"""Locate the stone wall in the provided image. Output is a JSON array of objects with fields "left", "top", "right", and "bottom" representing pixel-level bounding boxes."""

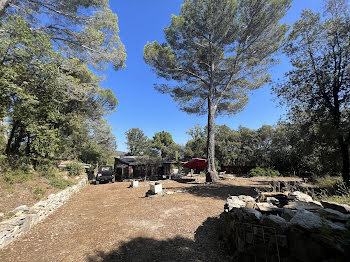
[
  {"left": 219, "top": 192, "right": 350, "bottom": 262},
  {"left": 0, "top": 176, "right": 88, "bottom": 249}
]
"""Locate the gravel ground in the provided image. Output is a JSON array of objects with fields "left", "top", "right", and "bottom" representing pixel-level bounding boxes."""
[{"left": 0, "top": 177, "right": 273, "bottom": 262}]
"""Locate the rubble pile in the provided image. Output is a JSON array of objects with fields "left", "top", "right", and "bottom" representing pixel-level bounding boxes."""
[{"left": 220, "top": 191, "right": 350, "bottom": 261}]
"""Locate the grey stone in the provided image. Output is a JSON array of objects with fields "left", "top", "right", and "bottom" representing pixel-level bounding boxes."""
[
  {"left": 320, "top": 201, "right": 350, "bottom": 214},
  {"left": 284, "top": 201, "right": 322, "bottom": 211},
  {"left": 289, "top": 209, "right": 322, "bottom": 229},
  {"left": 261, "top": 214, "right": 288, "bottom": 233},
  {"left": 281, "top": 208, "right": 297, "bottom": 221},
  {"left": 255, "top": 202, "right": 278, "bottom": 212},
  {"left": 290, "top": 191, "right": 313, "bottom": 202},
  {"left": 289, "top": 209, "right": 346, "bottom": 231},
  {"left": 317, "top": 208, "right": 350, "bottom": 222},
  {"left": 242, "top": 207, "right": 262, "bottom": 220}
]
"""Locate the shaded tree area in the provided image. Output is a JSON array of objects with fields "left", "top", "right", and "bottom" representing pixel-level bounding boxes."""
[
  {"left": 273, "top": 0, "right": 350, "bottom": 184},
  {"left": 0, "top": 1, "right": 126, "bottom": 169},
  {"left": 184, "top": 122, "right": 343, "bottom": 178}
]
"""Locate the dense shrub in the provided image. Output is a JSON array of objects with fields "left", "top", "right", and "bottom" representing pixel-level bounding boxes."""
[
  {"left": 248, "top": 167, "right": 280, "bottom": 177},
  {"left": 33, "top": 186, "right": 46, "bottom": 199},
  {"left": 66, "top": 162, "right": 85, "bottom": 176},
  {"left": 48, "top": 178, "right": 75, "bottom": 189},
  {"left": 1, "top": 169, "right": 32, "bottom": 184},
  {"left": 39, "top": 166, "right": 58, "bottom": 178}
]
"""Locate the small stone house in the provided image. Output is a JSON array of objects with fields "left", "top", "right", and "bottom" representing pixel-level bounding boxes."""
[{"left": 114, "top": 156, "right": 176, "bottom": 181}]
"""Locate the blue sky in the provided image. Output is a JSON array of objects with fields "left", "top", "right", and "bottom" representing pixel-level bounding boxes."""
[{"left": 102, "top": 0, "right": 323, "bottom": 152}]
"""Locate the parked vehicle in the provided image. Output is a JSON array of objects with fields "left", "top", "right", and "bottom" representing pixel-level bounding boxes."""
[{"left": 95, "top": 165, "right": 115, "bottom": 184}]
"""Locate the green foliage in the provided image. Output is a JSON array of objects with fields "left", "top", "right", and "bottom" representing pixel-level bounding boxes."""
[
  {"left": 151, "top": 131, "right": 176, "bottom": 160},
  {"left": 38, "top": 166, "right": 59, "bottom": 179},
  {"left": 2, "top": 0, "right": 126, "bottom": 70},
  {"left": 33, "top": 186, "right": 46, "bottom": 199},
  {"left": 248, "top": 167, "right": 280, "bottom": 177},
  {"left": 184, "top": 124, "right": 207, "bottom": 160},
  {"left": 66, "top": 162, "right": 84, "bottom": 177},
  {"left": 0, "top": 14, "right": 119, "bottom": 166},
  {"left": 314, "top": 176, "right": 343, "bottom": 190},
  {"left": 125, "top": 128, "right": 150, "bottom": 156},
  {"left": 273, "top": 6, "right": 350, "bottom": 184},
  {"left": 1, "top": 170, "right": 32, "bottom": 184},
  {"left": 48, "top": 178, "right": 75, "bottom": 190}
]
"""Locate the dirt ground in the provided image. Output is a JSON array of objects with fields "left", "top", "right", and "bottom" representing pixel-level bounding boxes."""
[{"left": 0, "top": 177, "right": 299, "bottom": 262}]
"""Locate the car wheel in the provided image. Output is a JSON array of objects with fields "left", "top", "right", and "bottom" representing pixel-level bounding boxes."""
[{"left": 95, "top": 180, "right": 99, "bottom": 185}]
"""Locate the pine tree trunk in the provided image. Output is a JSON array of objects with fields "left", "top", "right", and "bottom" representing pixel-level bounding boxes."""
[
  {"left": 338, "top": 137, "right": 350, "bottom": 186},
  {"left": 206, "top": 96, "right": 218, "bottom": 183}
]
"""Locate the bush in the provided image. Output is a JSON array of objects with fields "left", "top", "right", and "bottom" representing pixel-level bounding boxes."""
[
  {"left": 48, "top": 178, "right": 75, "bottom": 189},
  {"left": 36, "top": 159, "right": 57, "bottom": 172},
  {"left": 39, "top": 166, "right": 58, "bottom": 178},
  {"left": 33, "top": 186, "right": 46, "bottom": 199},
  {"left": 66, "top": 162, "right": 84, "bottom": 176},
  {"left": 2, "top": 169, "right": 32, "bottom": 184},
  {"left": 314, "top": 176, "right": 343, "bottom": 190},
  {"left": 248, "top": 167, "right": 280, "bottom": 177}
]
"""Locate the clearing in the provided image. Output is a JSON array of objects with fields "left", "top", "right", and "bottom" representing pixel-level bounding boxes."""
[{"left": 0, "top": 177, "right": 297, "bottom": 262}]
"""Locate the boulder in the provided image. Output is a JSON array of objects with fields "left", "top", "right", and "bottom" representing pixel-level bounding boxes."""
[
  {"left": 289, "top": 209, "right": 322, "bottom": 229},
  {"left": 11, "top": 205, "right": 29, "bottom": 215},
  {"left": 238, "top": 195, "right": 255, "bottom": 203},
  {"left": 261, "top": 215, "right": 288, "bottom": 233},
  {"left": 283, "top": 201, "right": 323, "bottom": 211},
  {"left": 320, "top": 201, "right": 350, "bottom": 214},
  {"left": 281, "top": 208, "right": 297, "bottom": 221},
  {"left": 242, "top": 207, "right": 262, "bottom": 220},
  {"left": 290, "top": 209, "right": 346, "bottom": 231},
  {"left": 317, "top": 208, "right": 350, "bottom": 222},
  {"left": 255, "top": 202, "right": 279, "bottom": 212},
  {"left": 224, "top": 196, "right": 246, "bottom": 212},
  {"left": 290, "top": 191, "right": 313, "bottom": 202}
]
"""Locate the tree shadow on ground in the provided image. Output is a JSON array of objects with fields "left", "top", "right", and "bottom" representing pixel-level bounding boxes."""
[
  {"left": 86, "top": 216, "right": 230, "bottom": 262},
  {"left": 166, "top": 182, "right": 268, "bottom": 200}
]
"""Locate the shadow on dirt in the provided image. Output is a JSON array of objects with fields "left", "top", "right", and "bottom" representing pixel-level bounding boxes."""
[
  {"left": 165, "top": 182, "right": 266, "bottom": 200},
  {"left": 86, "top": 216, "right": 230, "bottom": 262}
]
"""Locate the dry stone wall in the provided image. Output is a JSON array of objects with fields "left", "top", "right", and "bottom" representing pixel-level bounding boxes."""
[
  {"left": 219, "top": 192, "right": 350, "bottom": 262},
  {"left": 0, "top": 176, "right": 88, "bottom": 249}
]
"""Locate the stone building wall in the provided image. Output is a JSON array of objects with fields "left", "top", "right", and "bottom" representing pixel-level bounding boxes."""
[{"left": 0, "top": 176, "right": 88, "bottom": 249}]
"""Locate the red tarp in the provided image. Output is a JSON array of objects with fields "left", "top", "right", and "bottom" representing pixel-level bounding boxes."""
[{"left": 183, "top": 158, "right": 207, "bottom": 170}]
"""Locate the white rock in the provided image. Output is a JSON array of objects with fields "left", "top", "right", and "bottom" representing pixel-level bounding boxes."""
[
  {"left": 225, "top": 196, "right": 246, "bottom": 212},
  {"left": 291, "top": 191, "right": 313, "bottom": 202},
  {"left": 238, "top": 195, "right": 255, "bottom": 203}
]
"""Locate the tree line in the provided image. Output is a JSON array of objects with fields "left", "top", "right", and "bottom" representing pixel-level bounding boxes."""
[
  {"left": 126, "top": 117, "right": 344, "bottom": 179},
  {"left": 0, "top": 0, "right": 126, "bottom": 168}
]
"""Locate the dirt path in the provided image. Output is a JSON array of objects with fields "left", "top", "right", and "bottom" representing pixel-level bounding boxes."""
[{"left": 0, "top": 179, "right": 261, "bottom": 262}]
